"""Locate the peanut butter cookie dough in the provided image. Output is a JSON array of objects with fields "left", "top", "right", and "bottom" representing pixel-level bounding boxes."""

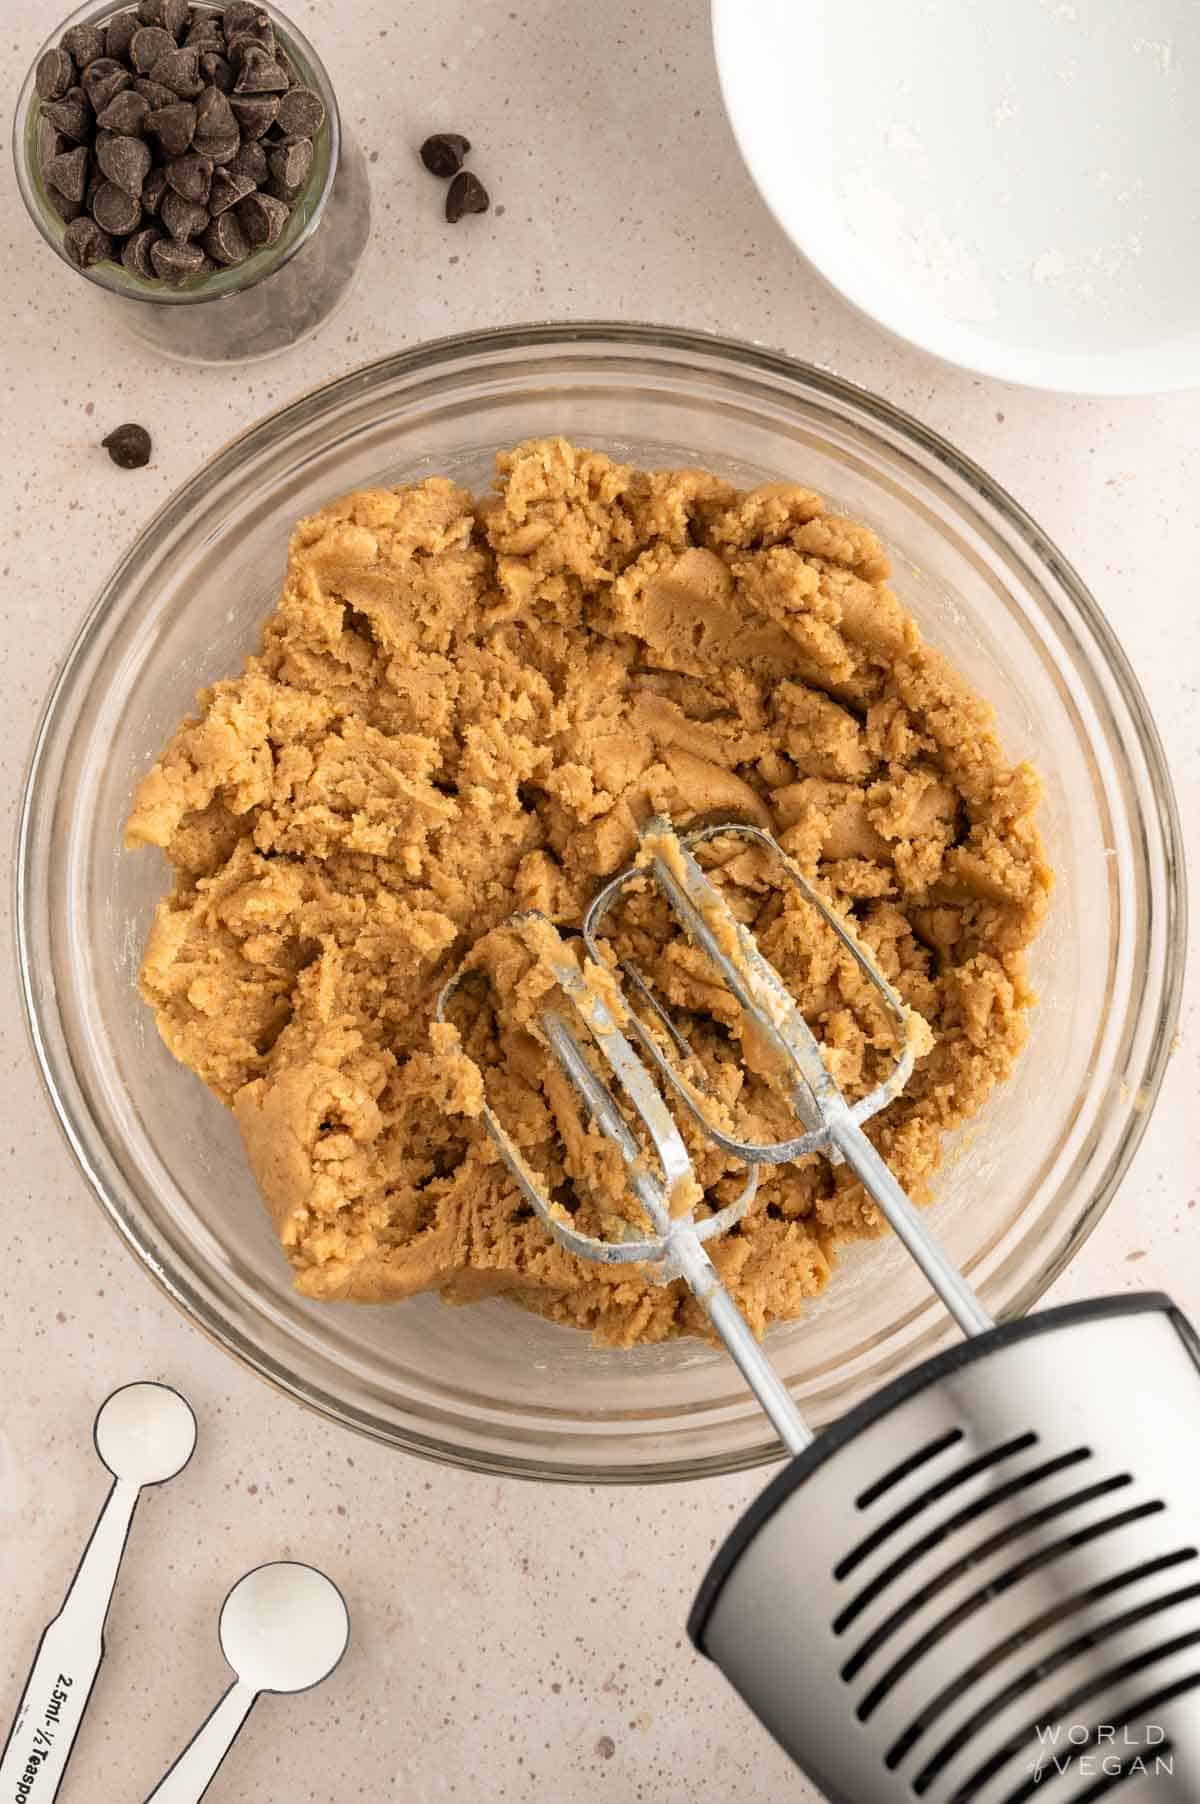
[{"left": 126, "top": 439, "right": 1050, "bottom": 1346}]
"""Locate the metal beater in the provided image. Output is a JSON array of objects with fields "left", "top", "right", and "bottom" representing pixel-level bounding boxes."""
[{"left": 439, "top": 821, "right": 1200, "bottom": 1802}]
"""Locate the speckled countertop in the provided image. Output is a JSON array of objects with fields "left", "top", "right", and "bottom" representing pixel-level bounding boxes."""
[{"left": 1, "top": 3, "right": 1197, "bottom": 1799}]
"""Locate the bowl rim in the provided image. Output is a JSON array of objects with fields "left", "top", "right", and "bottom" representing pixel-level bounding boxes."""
[{"left": 15, "top": 320, "right": 1188, "bottom": 1482}]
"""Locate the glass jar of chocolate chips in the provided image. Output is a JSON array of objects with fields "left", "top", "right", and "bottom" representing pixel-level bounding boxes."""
[{"left": 14, "top": 0, "right": 370, "bottom": 362}]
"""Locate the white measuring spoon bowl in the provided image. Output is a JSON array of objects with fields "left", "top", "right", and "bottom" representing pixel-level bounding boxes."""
[
  {"left": 0, "top": 1382, "right": 197, "bottom": 1803},
  {"left": 144, "top": 1562, "right": 349, "bottom": 1803}
]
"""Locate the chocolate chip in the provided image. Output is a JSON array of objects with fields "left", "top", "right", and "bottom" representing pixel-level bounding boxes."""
[
  {"left": 445, "top": 169, "right": 489, "bottom": 222},
  {"left": 234, "top": 46, "right": 288, "bottom": 93},
  {"left": 185, "top": 15, "right": 225, "bottom": 49},
  {"left": 146, "top": 100, "right": 197, "bottom": 156},
  {"left": 92, "top": 178, "right": 142, "bottom": 234},
  {"left": 202, "top": 207, "right": 249, "bottom": 264},
  {"left": 236, "top": 188, "right": 287, "bottom": 245},
  {"left": 102, "top": 422, "right": 152, "bottom": 467},
  {"left": 208, "top": 163, "right": 255, "bottom": 213},
  {"left": 38, "top": 121, "right": 70, "bottom": 172},
  {"left": 105, "top": 11, "right": 139, "bottom": 62},
  {"left": 82, "top": 58, "right": 132, "bottom": 111},
  {"left": 135, "top": 77, "right": 176, "bottom": 108},
  {"left": 165, "top": 151, "right": 213, "bottom": 202},
  {"left": 44, "top": 144, "right": 90, "bottom": 203},
  {"left": 36, "top": 48, "right": 75, "bottom": 101},
  {"left": 96, "top": 88, "right": 151, "bottom": 134},
  {"left": 150, "top": 235, "right": 205, "bottom": 280},
  {"left": 97, "top": 130, "right": 152, "bottom": 195},
  {"left": 193, "top": 83, "right": 236, "bottom": 144},
  {"left": 227, "top": 22, "right": 276, "bottom": 68},
  {"left": 228, "top": 139, "right": 268, "bottom": 184},
  {"left": 61, "top": 24, "right": 107, "bottom": 69},
  {"left": 199, "top": 52, "right": 234, "bottom": 93},
  {"left": 160, "top": 187, "right": 208, "bottom": 238},
  {"left": 45, "top": 90, "right": 93, "bottom": 143},
  {"left": 267, "top": 136, "right": 311, "bottom": 198},
  {"left": 228, "top": 93, "right": 278, "bottom": 138},
  {"left": 46, "top": 184, "right": 84, "bottom": 223},
  {"left": 63, "top": 215, "right": 114, "bottom": 268},
  {"left": 420, "top": 133, "right": 470, "bottom": 178},
  {"left": 151, "top": 45, "right": 203, "bottom": 96},
  {"left": 275, "top": 86, "right": 325, "bottom": 141},
  {"left": 122, "top": 224, "right": 162, "bottom": 277},
  {"left": 224, "top": 0, "right": 271, "bottom": 34},
  {"left": 130, "top": 25, "right": 173, "bottom": 73},
  {"left": 141, "top": 163, "right": 168, "bottom": 211},
  {"left": 138, "top": 0, "right": 189, "bottom": 30}
]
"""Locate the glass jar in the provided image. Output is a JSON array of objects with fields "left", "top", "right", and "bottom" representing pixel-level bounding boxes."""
[{"left": 13, "top": 0, "right": 370, "bottom": 364}]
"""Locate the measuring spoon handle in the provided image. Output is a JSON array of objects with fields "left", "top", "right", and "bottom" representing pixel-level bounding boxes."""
[
  {"left": 0, "top": 1477, "right": 140, "bottom": 1802},
  {"left": 143, "top": 1684, "right": 257, "bottom": 1803}
]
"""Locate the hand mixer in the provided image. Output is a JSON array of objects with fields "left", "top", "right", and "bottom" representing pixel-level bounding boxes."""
[{"left": 440, "top": 820, "right": 1200, "bottom": 1802}]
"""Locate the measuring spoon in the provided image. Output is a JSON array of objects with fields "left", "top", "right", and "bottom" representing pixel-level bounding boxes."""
[
  {"left": 144, "top": 1561, "right": 349, "bottom": 1802},
  {"left": 0, "top": 1381, "right": 197, "bottom": 1803}
]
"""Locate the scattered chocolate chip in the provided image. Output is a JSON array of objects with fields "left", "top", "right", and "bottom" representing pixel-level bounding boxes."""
[
  {"left": 445, "top": 169, "right": 489, "bottom": 222},
  {"left": 96, "top": 88, "right": 151, "bottom": 134},
  {"left": 228, "top": 139, "right": 268, "bottom": 184},
  {"left": 44, "top": 144, "right": 90, "bottom": 203},
  {"left": 193, "top": 83, "right": 236, "bottom": 144},
  {"left": 82, "top": 57, "right": 132, "bottom": 111},
  {"left": 234, "top": 45, "right": 288, "bottom": 93},
  {"left": 165, "top": 151, "right": 213, "bottom": 201},
  {"left": 122, "top": 224, "right": 162, "bottom": 277},
  {"left": 275, "top": 85, "right": 324, "bottom": 141},
  {"left": 104, "top": 11, "right": 139, "bottom": 62},
  {"left": 92, "top": 178, "right": 142, "bottom": 234},
  {"left": 202, "top": 206, "right": 249, "bottom": 264},
  {"left": 267, "top": 136, "right": 311, "bottom": 198},
  {"left": 151, "top": 234, "right": 205, "bottom": 280},
  {"left": 208, "top": 163, "right": 255, "bottom": 213},
  {"left": 102, "top": 422, "right": 152, "bottom": 467},
  {"left": 98, "top": 131, "right": 152, "bottom": 196},
  {"left": 45, "top": 89, "right": 93, "bottom": 143},
  {"left": 151, "top": 45, "right": 203, "bottom": 96},
  {"left": 199, "top": 51, "right": 234, "bottom": 93},
  {"left": 36, "top": 47, "right": 75, "bottom": 101},
  {"left": 135, "top": 76, "right": 176, "bottom": 108},
  {"left": 236, "top": 187, "right": 287, "bottom": 245},
  {"left": 61, "top": 24, "right": 107, "bottom": 69},
  {"left": 160, "top": 186, "right": 208, "bottom": 238},
  {"left": 420, "top": 132, "right": 470, "bottom": 178},
  {"left": 146, "top": 100, "right": 197, "bottom": 156},
  {"left": 130, "top": 25, "right": 173, "bottom": 73},
  {"left": 46, "top": 184, "right": 84, "bottom": 223},
  {"left": 228, "top": 92, "right": 278, "bottom": 138},
  {"left": 63, "top": 214, "right": 113, "bottom": 268},
  {"left": 38, "top": 121, "right": 70, "bottom": 172}
]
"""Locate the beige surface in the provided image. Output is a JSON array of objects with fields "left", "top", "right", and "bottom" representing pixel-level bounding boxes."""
[
  {"left": 0, "top": 1, "right": 1197, "bottom": 1799},
  {"left": 128, "top": 441, "right": 1047, "bottom": 1342}
]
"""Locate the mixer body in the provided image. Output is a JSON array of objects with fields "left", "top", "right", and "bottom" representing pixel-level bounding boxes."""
[{"left": 692, "top": 1295, "right": 1200, "bottom": 1802}]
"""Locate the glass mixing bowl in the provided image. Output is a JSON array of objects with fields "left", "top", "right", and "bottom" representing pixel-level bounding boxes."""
[{"left": 16, "top": 324, "right": 1184, "bottom": 1482}]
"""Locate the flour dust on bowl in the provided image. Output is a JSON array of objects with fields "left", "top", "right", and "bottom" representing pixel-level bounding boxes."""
[{"left": 15, "top": 326, "right": 1183, "bottom": 1480}]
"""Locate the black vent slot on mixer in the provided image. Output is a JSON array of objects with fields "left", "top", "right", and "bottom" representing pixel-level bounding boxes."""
[
  {"left": 856, "top": 1428, "right": 964, "bottom": 1511},
  {"left": 835, "top": 1432, "right": 1039, "bottom": 1583},
  {"left": 941, "top": 1635, "right": 1200, "bottom": 1804},
  {"left": 835, "top": 1446, "right": 1099, "bottom": 1644},
  {"left": 883, "top": 1547, "right": 1199, "bottom": 1770}
]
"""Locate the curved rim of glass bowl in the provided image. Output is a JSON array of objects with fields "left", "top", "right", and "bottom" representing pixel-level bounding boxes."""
[
  {"left": 15, "top": 321, "right": 1187, "bottom": 1483},
  {"left": 13, "top": 0, "right": 341, "bottom": 306}
]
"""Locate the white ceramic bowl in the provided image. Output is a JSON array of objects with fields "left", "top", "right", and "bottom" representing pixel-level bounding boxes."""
[{"left": 713, "top": 0, "right": 1200, "bottom": 394}]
